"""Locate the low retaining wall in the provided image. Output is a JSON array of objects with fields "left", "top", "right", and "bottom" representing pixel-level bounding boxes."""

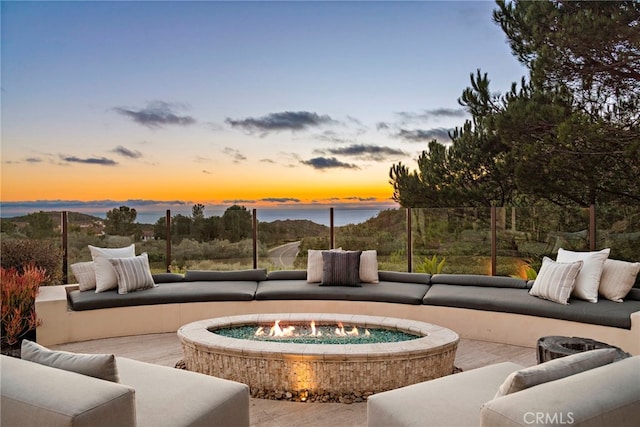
[{"left": 35, "top": 285, "right": 640, "bottom": 355}]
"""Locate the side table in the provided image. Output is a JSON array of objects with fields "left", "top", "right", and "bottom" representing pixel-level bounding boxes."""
[{"left": 536, "top": 336, "right": 631, "bottom": 363}]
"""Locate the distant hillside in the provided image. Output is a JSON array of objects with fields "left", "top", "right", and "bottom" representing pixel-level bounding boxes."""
[
  {"left": 258, "top": 219, "right": 328, "bottom": 242},
  {"left": 3, "top": 211, "right": 103, "bottom": 227}
]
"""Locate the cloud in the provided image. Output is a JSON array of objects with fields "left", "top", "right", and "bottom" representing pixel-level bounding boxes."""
[
  {"left": 395, "top": 108, "right": 467, "bottom": 123},
  {"left": 112, "top": 145, "right": 143, "bottom": 159},
  {"left": 376, "top": 122, "right": 390, "bottom": 131},
  {"left": 261, "top": 197, "right": 301, "bottom": 203},
  {"left": 1, "top": 199, "right": 188, "bottom": 211},
  {"left": 226, "top": 111, "right": 336, "bottom": 134},
  {"left": 222, "top": 147, "right": 247, "bottom": 163},
  {"left": 313, "top": 131, "right": 355, "bottom": 144},
  {"left": 61, "top": 155, "right": 117, "bottom": 166},
  {"left": 301, "top": 157, "right": 359, "bottom": 170},
  {"left": 260, "top": 158, "right": 276, "bottom": 164},
  {"left": 318, "top": 144, "right": 408, "bottom": 161},
  {"left": 194, "top": 155, "right": 213, "bottom": 163},
  {"left": 396, "top": 127, "right": 453, "bottom": 143},
  {"left": 223, "top": 199, "right": 256, "bottom": 204},
  {"left": 344, "top": 196, "right": 378, "bottom": 202},
  {"left": 202, "top": 170, "right": 212, "bottom": 174},
  {"left": 114, "top": 101, "right": 196, "bottom": 128},
  {"left": 25, "top": 157, "right": 43, "bottom": 163}
]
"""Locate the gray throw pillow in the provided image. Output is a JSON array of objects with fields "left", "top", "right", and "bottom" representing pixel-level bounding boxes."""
[
  {"left": 21, "top": 340, "right": 120, "bottom": 383},
  {"left": 320, "top": 250, "right": 362, "bottom": 287}
]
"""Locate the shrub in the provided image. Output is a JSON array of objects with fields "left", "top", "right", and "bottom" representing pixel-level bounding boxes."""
[
  {"left": 0, "top": 239, "right": 63, "bottom": 285},
  {"left": 1, "top": 265, "right": 47, "bottom": 349},
  {"left": 415, "top": 255, "right": 446, "bottom": 274}
]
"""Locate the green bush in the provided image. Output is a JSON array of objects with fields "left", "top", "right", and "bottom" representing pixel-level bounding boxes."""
[{"left": 0, "top": 239, "right": 63, "bottom": 285}]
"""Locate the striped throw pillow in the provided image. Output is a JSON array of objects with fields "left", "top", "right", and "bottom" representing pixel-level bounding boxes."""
[
  {"left": 598, "top": 259, "right": 640, "bottom": 302},
  {"left": 109, "top": 253, "right": 156, "bottom": 295},
  {"left": 529, "top": 257, "right": 583, "bottom": 304},
  {"left": 70, "top": 261, "right": 97, "bottom": 291},
  {"left": 321, "top": 250, "right": 362, "bottom": 287}
]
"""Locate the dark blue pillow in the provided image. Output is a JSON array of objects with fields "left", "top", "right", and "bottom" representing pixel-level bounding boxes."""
[{"left": 320, "top": 250, "right": 362, "bottom": 287}]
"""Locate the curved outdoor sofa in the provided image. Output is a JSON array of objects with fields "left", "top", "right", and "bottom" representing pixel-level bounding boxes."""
[{"left": 35, "top": 269, "right": 640, "bottom": 356}]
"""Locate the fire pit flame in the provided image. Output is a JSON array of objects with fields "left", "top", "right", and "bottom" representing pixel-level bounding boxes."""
[{"left": 257, "top": 320, "right": 370, "bottom": 339}]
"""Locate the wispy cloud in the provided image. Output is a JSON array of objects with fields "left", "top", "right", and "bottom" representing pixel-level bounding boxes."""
[
  {"left": 317, "top": 144, "right": 408, "bottom": 161},
  {"left": 223, "top": 199, "right": 256, "bottom": 204},
  {"left": 344, "top": 196, "right": 378, "bottom": 202},
  {"left": 60, "top": 155, "right": 117, "bottom": 166},
  {"left": 222, "top": 147, "right": 247, "bottom": 163},
  {"left": 395, "top": 108, "right": 466, "bottom": 123},
  {"left": 25, "top": 157, "right": 43, "bottom": 163},
  {"left": 194, "top": 156, "right": 213, "bottom": 164},
  {"left": 301, "top": 157, "right": 359, "bottom": 170},
  {"left": 377, "top": 108, "right": 467, "bottom": 134},
  {"left": 396, "top": 127, "right": 453, "bottom": 143},
  {"left": 114, "top": 101, "right": 196, "bottom": 128},
  {"left": 261, "top": 197, "right": 301, "bottom": 203},
  {"left": 226, "top": 111, "right": 336, "bottom": 134},
  {"left": 112, "top": 145, "right": 143, "bottom": 159},
  {"left": 1, "top": 199, "right": 188, "bottom": 210}
]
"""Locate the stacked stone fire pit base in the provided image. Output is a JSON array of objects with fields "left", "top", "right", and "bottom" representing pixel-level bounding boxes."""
[{"left": 178, "top": 313, "right": 459, "bottom": 396}]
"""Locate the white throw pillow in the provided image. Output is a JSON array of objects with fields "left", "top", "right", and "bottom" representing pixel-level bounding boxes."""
[
  {"left": 598, "top": 259, "right": 640, "bottom": 302},
  {"left": 89, "top": 244, "right": 135, "bottom": 293},
  {"left": 556, "top": 248, "right": 610, "bottom": 303},
  {"left": 110, "top": 253, "right": 156, "bottom": 294},
  {"left": 494, "top": 348, "right": 616, "bottom": 398},
  {"left": 21, "top": 340, "right": 120, "bottom": 383},
  {"left": 307, "top": 248, "right": 342, "bottom": 283},
  {"left": 359, "top": 250, "right": 379, "bottom": 283},
  {"left": 529, "top": 257, "right": 583, "bottom": 304},
  {"left": 70, "top": 261, "right": 97, "bottom": 291}
]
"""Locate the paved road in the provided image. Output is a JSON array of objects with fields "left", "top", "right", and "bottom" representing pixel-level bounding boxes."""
[{"left": 268, "top": 241, "right": 301, "bottom": 268}]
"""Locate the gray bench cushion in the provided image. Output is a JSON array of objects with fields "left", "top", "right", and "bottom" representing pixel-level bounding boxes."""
[
  {"left": 184, "top": 269, "right": 267, "bottom": 282},
  {"left": 431, "top": 274, "right": 528, "bottom": 289},
  {"left": 424, "top": 285, "right": 640, "bottom": 329},
  {"left": 68, "top": 282, "right": 258, "bottom": 311},
  {"left": 255, "top": 280, "right": 430, "bottom": 305},
  {"left": 267, "top": 270, "right": 307, "bottom": 280}
]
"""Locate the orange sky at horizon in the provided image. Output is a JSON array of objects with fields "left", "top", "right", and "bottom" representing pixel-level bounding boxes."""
[{"left": 1, "top": 155, "right": 398, "bottom": 207}]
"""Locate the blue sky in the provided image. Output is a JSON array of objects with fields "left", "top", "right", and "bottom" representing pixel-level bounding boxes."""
[{"left": 1, "top": 0, "right": 527, "bottom": 216}]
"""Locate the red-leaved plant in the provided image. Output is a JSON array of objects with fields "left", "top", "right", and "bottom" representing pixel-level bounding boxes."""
[{"left": 1, "top": 265, "right": 47, "bottom": 349}]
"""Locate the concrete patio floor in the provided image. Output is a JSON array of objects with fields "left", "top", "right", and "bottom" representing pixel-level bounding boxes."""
[{"left": 53, "top": 333, "right": 536, "bottom": 427}]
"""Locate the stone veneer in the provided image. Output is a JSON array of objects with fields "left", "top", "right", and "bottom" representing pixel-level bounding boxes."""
[{"left": 178, "top": 313, "right": 459, "bottom": 395}]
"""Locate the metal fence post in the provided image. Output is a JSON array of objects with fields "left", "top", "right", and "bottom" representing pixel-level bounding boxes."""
[{"left": 165, "top": 210, "right": 171, "bottom": 272}]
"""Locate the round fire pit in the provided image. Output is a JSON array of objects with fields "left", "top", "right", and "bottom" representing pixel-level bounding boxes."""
[{"left": 178, "top": 313, "right": 459, "bottom": 395}]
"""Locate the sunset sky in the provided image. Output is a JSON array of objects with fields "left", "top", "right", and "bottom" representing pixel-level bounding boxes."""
[{"left": 1, "top": 0, "right": 526, "bottom": 215}]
